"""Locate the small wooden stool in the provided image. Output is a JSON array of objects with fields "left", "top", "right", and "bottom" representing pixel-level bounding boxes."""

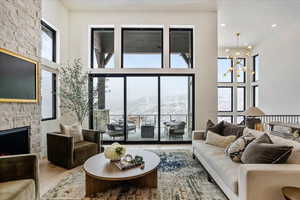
[{"left": 282, "top": 187, "right": 300, "bottom": 200}]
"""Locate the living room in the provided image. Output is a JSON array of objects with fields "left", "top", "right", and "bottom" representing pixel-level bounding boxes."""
[{"left": 0, "top": 0, "right": 300, "bottom": 199}]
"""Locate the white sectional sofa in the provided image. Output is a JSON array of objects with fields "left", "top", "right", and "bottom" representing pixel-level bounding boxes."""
[{"left": 192, "top": 128, "right": 300, "bottom": 200}]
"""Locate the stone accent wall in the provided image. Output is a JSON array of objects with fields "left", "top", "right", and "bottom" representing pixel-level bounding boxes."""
[{"left": 0, "top": 0, "right": 42, "bottom": 154}]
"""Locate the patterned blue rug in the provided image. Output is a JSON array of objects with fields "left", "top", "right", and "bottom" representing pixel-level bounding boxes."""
[{"left": 42, "top": 149, "right": 227, "bottom": 200}]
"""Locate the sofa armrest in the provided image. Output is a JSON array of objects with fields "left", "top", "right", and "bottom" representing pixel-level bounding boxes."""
[
  {"left": 82, "top": 129, "right": 101, "bottom": 153},
  {"left": 192, "top": 130, "right": 205, "bottom": 140},
  {"left": 239, "top": 164, "right": 300, "bottom": 200},
  {"left": 0, "top": 154, "right": 39, "bottom": 198},
  {"left": 47, "top": 132, "right": 73, "bottom": 168}
]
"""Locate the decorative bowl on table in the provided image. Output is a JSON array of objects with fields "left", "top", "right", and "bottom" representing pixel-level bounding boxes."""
[{"left": 104, "top": 142, "right": 126, "bottom": 162}]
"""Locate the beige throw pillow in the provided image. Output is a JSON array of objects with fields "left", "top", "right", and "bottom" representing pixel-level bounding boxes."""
[
  {"left": 205, "top": 130, "right": 236, "bottom": 148},
  {"left": 60, "top": 123, "right": 83, "bottom": 143}
]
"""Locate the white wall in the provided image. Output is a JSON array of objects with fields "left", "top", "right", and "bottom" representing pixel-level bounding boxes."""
[
  {"left": 254, "top": 21, "right": 300, "bottom": 114},
  {"left": 68, "top": 10, "right": 218, "bottom": 130},
  {"left": 41, "top": 0, "right": 69, "bottom": 156}
]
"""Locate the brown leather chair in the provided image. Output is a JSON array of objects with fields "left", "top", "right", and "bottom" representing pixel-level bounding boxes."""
[
  {"left": 47, "top": 129, "right": 101, "bottom": 169},
  {"left": 0, "top": 154, "right": 39, "bottom": 200}
]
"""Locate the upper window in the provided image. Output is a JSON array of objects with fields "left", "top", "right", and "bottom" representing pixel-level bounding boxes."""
[
  {"left": 253, "top": 54, "right": 259, "bottom": 82},
  {"left": 169, "top": 28, "right": 193, "bottom": 68},
  {"left": 41, "top": 21, "right": 56, "bottom": 62},
  {"left": 218, "top": 58, "right": 232, "bottom": 82},
  {"left": 91, "top": 28, "right": 114, "bottom": 68},
  {"left": 236, "top": 58, "right": 246, "bottom": 83},
  {"left": 41, "top": 70, "right": 56, "bottom": 120},
  {"left": 122, "top": 28, "right": 163, "bottom": 68}
]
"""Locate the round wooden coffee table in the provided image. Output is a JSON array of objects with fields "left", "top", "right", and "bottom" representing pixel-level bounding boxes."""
[
  {"left": 83, "top": 149, "right": 160, "bottom": 197},
  {"left": 282, "top": 187, "right": 300, "bottom": 200}
]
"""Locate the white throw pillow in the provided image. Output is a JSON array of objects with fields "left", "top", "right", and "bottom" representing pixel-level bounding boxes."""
[
  {"left": 60, "top": 123, "right": 83, "bottom": 143},
  {"left": 205, "top": 130, "right": 236, "bottom": 148},
  {"left": 243, "top": 127, "right": 265, "bottom": 138}
]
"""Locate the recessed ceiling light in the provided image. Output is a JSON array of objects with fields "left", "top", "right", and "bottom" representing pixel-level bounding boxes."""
[
  {"left": 247, "top": 45, "right": 252, "bottom": 49},
  {"left": 271, "top": 24, "right": 277, "bottom": 28},
  {"left": 221, "top": 23, "right": 226, "bottom": 27}
]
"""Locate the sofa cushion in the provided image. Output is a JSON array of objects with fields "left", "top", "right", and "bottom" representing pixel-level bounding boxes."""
[
  {"left": 0, "top": 179, "right": 35, "bottom": 200},
  {"left": 193, "top": 140, "right": 240, "bottom": 194},
  {"left": 244, "top": 127, "right": 300, "bottom": 164},
  {"left": 74, "top": 141, "right": 97, "bottom": 165},
  {"left": 223, "top": 122, "right": 245, "bottom": 138},
  {"left": 241, "top": 134, "right": 293, "bottom": 164},
  {"left": 243, "top": 127, "right": 264, "bottom": 138},
  {"left": 225, "top": 133, "right": 256, "bottom": 162},
  {"left": 205, "top": 120, "right": 224, "bottom": 139},
  {"left": 205, "top": 131, "right": 236, "bottom": 148}
]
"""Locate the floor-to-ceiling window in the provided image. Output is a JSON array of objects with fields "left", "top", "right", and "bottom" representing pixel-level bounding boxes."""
[
  {"left": 217, "top": 57, "right": 246, "bottom": 124},
  {"left": 89, "top": 27, "right": 194, "bottom": 143},
  {"left": 89, "top": 74, "right": 194, "bottom": 143}
]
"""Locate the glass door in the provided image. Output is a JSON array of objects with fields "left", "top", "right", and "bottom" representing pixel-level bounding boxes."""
[
  {"left": 92, "top": 77, "right": 125, "bottom": 141},
  {"left": 160, "top": 76, "right": 193, "bottom": 141},
  {"left": 90, "top": 74, "right": 193, "bottom": 143},
  {"left": 126, "top": 77, "right": 159, "bottom": 141}
]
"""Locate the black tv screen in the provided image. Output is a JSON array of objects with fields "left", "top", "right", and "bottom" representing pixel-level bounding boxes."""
[{"left": 0, "top": 48, "right": 38, "bottom": 103}]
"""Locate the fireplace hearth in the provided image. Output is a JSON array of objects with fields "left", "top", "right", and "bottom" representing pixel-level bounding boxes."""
[{"left": 0, "top": 126, "right": 30, "bottom": 156}]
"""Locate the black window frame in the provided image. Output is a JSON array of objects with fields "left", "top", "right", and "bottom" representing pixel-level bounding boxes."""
[
  {"left": 41, "top": 20, "right": 56, "bottom": 63},
  {"left": 237, "top": 115, "right": 245, "bottom": 125},
  {"left": 169, "top": 28, "right": 193, "bottom": 69},
  {"left": 253, "top": 54, "right": 259, "bottom": 82},
  {"left": 217, "top": 57, "right": 233, "bottom": 83},
  {"left": 237, "top": 86, "right": 246, "bottom": 112},
  {"left": 121, "top": 28, "right": 164, "bottom": 69},
  {"left": 217, "top": 86, "right": 233, "bottom": 112},
  {"left": 41, "top": 71, "right": 57, "bottom": 121},
  {"left": 90, "top": 27, "right": 115, "bottom": 69}
]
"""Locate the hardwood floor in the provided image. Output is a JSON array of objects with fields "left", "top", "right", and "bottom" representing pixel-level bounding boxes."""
[{"left": 39, "top": 144, "right": 192, "bottom": 195}]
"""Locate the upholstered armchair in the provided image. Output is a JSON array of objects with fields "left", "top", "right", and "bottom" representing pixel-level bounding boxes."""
[
  {"left": 47, "top": 129, "right": 101, "bottom": 169},
  {"left": 0, "top": 154, "right": 39, "bottom": 200}
]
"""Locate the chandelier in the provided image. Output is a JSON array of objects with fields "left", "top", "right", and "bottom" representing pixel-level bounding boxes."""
[{"left": 223, "top": 33, "right": 254, "bottom": 78}]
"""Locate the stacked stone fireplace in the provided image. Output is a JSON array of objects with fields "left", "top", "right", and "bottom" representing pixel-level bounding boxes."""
[{"left": 0, "top": 0, "right": 42, "bottom": 155}]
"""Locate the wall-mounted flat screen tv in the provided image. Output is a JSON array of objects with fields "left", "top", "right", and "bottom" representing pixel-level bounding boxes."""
[{"left": 0, "top": 48, "right": 39, "bottom": 103}]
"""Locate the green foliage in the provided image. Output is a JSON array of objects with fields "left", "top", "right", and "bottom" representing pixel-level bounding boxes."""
[{"left": 59, "top": 58, "right": 95, "bottom": 125}]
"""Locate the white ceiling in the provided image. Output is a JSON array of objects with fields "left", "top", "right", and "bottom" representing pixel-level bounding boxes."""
[
  {"left": 59, "top": 0, "right": 300, "bottom": 48},
  {"left": 218, "top": 0, "right": 300, "bottom": 48},
  {"left": 60, "top": 0, "right": 217, "bottom": 11}
]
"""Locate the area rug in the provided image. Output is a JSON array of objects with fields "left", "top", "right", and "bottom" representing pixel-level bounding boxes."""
[{"left": 42, "top": 149, "right": 227, "bottom": 200}]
